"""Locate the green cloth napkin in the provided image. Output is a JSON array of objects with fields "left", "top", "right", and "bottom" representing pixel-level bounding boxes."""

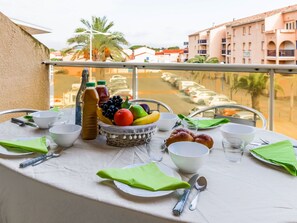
[
  {"left": 0, "top": 136, "right": 48, "bottom": 154},
  {"left": 97, "top": 162, "right": 190, "bottom": 191},
  {"left": 178, "top": 114, "right": 230, "bottom": 129},
  {"left": 250, "top": 140, "right": 297, "bottom": 176}
]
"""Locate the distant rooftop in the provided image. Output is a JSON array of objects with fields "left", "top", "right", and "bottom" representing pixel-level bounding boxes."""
[{"left": 10, "top": 18, "right": 51, "bottom": 35}]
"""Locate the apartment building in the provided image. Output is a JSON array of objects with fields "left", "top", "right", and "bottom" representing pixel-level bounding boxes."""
[{"left": 188, "top": 4, "right": 297, "bottom": 65}]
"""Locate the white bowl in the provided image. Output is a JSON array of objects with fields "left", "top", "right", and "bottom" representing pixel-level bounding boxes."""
[
  {"left": 157, "top": 112, "right": 178, "bottom": 131},
  {"left": 32, "top": 111, "right": 61, "bottom": 129},
  {"left": 49, "top": 124, "right": 82, "bottom": 148},
  {"left": 220, "top": 123, "right": 256, "bottom": 145},
  {"left": 168, "top": 141, "right": 209, "bottom": 173}
]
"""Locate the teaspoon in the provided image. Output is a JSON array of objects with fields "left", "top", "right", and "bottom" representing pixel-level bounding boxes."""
[{"left": 189, "top": 176, "right": 207, "bottom": 211}]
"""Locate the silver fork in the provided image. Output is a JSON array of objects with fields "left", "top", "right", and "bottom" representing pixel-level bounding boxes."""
[{"left": 260, "top": 138, "right": 297, "bottom": 148}]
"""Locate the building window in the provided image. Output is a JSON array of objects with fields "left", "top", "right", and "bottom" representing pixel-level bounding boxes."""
[
  {"left": 233, "top": 29, "right": 236, "bottom": 37},
  {"left": 261, "top": 59, "right": 264, "bottom": 64},
  {"left": 233, "top": 57, "right": 236, "bottom": 63},
  {"left": 248, "top": 58, "right": 251, "bottom": 64},
  {"left": 261, "top": 24, "right": 265, "bottom": 32},
  {"left": 243, "top": 27, "right": 246, "bottom": 35},
  {"left": 233, "top": 43, "right": 236, "bottom": 51},
  {"left": 285, "top": 21, "right": 295, "bottom": 30},
  {"left": 242, "top": 42, "right": 245, "bottom": 51},
  {"left": 242, "top": 58, "right": 245, "bottom": 64},
  {"left": 248, "top": 26, "right": 251, "bottom": 35},
  {"left": 261, "top": 41, "right": 264, "bottom": 50},
  {"left": 248, "top": 42, "right": 251, "bottom": 50}
]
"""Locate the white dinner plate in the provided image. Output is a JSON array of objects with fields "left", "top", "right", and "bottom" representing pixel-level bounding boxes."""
[
  {"left": 0, "top": 137, "right": 50, "bottom": 157},
  {"left": 249, "top": 152, "right": 279, "bottom": 166},
  {"left": 114, "top": 162, "right": 181, "bottom": 197}
]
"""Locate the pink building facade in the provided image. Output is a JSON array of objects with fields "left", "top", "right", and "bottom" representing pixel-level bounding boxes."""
[{"left": 188, "top": 4, "right": 297, "bottom": 65}]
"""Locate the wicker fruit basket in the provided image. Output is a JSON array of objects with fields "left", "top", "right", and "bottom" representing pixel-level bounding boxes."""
[{"left": 99, "top": 121, "right": 157, "bottom": 147}]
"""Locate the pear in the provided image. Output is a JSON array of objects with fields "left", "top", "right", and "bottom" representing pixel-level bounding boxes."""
[{"left": 129, "top": 105, "right": 148, "bottom": 119}]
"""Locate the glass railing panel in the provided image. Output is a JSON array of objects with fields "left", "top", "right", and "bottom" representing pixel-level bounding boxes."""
[
  {"left": 52, "top": 66, "right": 133, "bottom": 108},
  {"left": 49, "top": 62, "right": 297, "bottom": 139},
  {"left": 273, "top": 73, "right": 297, "bottom": 139}
]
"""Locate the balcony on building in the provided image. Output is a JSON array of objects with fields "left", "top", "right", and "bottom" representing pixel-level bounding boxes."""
[
  {"left": 197, "top": 39, "right": 207, "bottom": 45},
  {"left": 222, "top": 49, "right": 226, "bottom": 55},
  {"left": 222, "top": 38, "right": 226, "bottom": 44},
  {"left": 267, "top": 49, "right": 295, "bottom": 60},
  {"left": 197, "top": 50, "right": 207, "bottom": 55}
]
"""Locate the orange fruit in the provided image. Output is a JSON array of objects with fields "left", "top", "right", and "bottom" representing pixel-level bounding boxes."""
[{"left": 114, "top": 109, "right": 134, "bottom": 126}]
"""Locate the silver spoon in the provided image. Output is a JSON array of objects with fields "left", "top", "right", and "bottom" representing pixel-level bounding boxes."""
[{"left": 189, "top": 176, "right": 207, "bottom": 211}]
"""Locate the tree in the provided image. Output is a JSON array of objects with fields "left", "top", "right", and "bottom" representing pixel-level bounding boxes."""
[
  {"left": 232, "top": 73, "right": 283, "bottom": 111},
  {"left": 187, "top": 55, "right": 219, "bottom": 64},
  {"left": 66, "top": 16, "right": 128, "bottom": 62},
  {"left": 187, "top": 55, "right": 219, "bottom": 83}
]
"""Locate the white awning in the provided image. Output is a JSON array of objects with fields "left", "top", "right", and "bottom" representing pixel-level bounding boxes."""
[{"left": 10, "top": 18, "right": 51, "bottom": 35}]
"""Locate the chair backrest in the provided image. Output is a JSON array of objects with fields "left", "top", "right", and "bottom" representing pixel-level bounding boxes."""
[
  {"left": 188, "top": 104, "right": 267, "bottom": 129},
  {"left": 0, "top": 109, "right": 39, "bottom": 122},
  {"left": 130, "top": 99, "right": 173, "bottom": 113}
]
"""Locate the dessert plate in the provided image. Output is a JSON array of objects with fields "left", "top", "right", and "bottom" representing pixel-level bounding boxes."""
[{"left": 114, "top": 162, "right": 181, "bottom": 197}]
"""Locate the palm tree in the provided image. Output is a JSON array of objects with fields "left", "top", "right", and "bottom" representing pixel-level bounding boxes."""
[
  {"left": 187, "top": 55, "right": 219, "bottom": 83},
  {"left": 232, "top": 73, "right": 283, "bottom": 111},
  {"left": 66, "top": 16, "right": 128, "bottom": 62},
  {"left": 187, "top": 55, "right": 219, "bottom": 64}
]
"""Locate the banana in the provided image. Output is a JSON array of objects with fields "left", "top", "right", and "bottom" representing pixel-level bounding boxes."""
[
  {"left": 97, "top": 108, "right": 113, "bottom": 125},
  {"left": 132, "top": 111, "right": 160, "bottom": 125}
]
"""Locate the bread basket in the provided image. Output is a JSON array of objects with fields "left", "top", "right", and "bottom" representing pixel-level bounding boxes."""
[{"left": 99, "top": 121, "right": 157, "bottom": 147}]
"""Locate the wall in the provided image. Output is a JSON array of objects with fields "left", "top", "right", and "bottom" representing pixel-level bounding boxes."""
[{"left": 0, "top": 12, "right": 49, "bottom": 120}]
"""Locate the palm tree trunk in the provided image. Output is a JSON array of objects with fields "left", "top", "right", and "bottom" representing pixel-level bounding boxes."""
[{"left": 251, "top": 94, "right": 260, "bottom": 111}]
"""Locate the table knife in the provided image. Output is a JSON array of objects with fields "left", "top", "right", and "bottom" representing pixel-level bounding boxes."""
[
  {"left": 11, "top": 118, "right": 38, "bottom": 128},
  {"left": 172, "top": 173, "right": 199, "bottom": 216},
  {"left": 19, "top": 154, "right": 48, "bottom": 168}
]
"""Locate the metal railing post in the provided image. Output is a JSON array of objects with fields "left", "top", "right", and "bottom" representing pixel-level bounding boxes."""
[
  {"left": 132, "top": 66, "right": 138, "bottom": 99},
  {"left": 268, "top": 69, "right": 275, "bottom": 131}
]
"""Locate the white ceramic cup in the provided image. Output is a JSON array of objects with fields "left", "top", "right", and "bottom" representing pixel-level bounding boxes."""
[
  {"left": 157, "top": 112, "right": 178, "bottom": 131},
  {"left": 49, "top": 124, "right": 82, "bottom": 148},
  {"left": 32, "top": 111, "right": 62, "bottom": 129},
  {"left": 168, "top": 141, "right": 209, "bottom": 173}
]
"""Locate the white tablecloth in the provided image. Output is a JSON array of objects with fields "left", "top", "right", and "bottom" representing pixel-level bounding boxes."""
[{"left": 0, "top": 119, "right": 297, "bottom": 223}]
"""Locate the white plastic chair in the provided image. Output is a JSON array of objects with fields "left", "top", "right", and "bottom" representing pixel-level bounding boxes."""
[
  {"left": 130, "top": 99, "right": 173, "bottom": 113},
  {"left": 188, "top": 104, "right": 267, "bottom": 129}
]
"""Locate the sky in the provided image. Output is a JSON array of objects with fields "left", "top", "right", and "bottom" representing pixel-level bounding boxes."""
[{"left": 0, "top": 0, "right": 296, "bottom": 50}]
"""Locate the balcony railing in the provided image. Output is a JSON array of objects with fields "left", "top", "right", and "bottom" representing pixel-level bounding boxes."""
[
  {"left": 222, "top": 50, "right": 226, "bottom": 55},
  {"left": 197, "top": 39, "right": 207, "bottom": 44},
  {"left": 267, "top": 50, "right": 276, "bottom": 56},
  {"left": 43, "top": 61, "right": 297, "bottom": 133},
  {"left": 267, "top": 49, "right": 295, "bottom": 57},
  {"left": 222, "top": 38, "right": 226, "bottom": 44},
  {"left": 197, "top": 50, "right": 207, "bottom": 54},
  {"left": 279, "top": 49, "right": 295, "bottom": 57}
]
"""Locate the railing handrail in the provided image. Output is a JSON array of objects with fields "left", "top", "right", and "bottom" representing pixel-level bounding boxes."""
[{"left": 42, "top": 61, "right": 297, "bottom": 74}]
